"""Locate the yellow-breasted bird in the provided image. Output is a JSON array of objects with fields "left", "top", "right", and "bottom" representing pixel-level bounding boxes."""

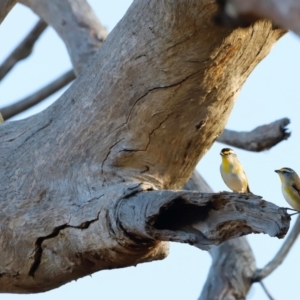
[
  {"left": 220, "top": 148, "right": 251, "bottom": 193},
  {"left": 275, "top": 167, "right": 300, "bottom": 211}
]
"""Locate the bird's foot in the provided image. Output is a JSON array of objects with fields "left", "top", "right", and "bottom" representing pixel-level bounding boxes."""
[
  {"left": 288, "top": 211, "right": 300, "bottom": 216},
  {"left": 283, "top": 207, "right": 298, "bottom": 212},
  {"left": 282, "top": 207, "right": 300, "bottom": 216}
]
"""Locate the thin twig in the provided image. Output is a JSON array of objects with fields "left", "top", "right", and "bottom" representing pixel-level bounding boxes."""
[
  {"left": 253, "top": 215, "right": 300, "bottom": 281},
  {"left": 259, "top": 281, "right": 275, "bottom": 300},
  {"left": 1, "top": 70, "right": 75, "bottom": 120},
  {"left": 217, "top": 118, "right": 291, "bottom": 152},
  {"left": 0, "top": 19, "right": 47, "bottom": 81}
]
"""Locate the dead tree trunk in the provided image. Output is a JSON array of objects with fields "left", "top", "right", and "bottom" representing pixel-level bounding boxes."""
[{"left": 0, "top": 0, "right": 289, "bottom": 293}]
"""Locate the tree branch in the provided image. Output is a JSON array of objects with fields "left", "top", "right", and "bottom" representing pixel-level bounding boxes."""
[
  {"left": 120, "top": 189, "right": 290, "bottom": 251},
  {"left": 185, "top": 173, "right": 257, "bottom": 300},
  {"left": 217, "top": 118, "right": 291, "bottom": 151},
  {"left": 199, "top": 238, "right": 256, "bottom": 300},
  {"left": 0, "top": 0, "right": 17, "bottom": 24},
  {"left": 214, "top": 0, "right": 298, "bottom": 36},
  {"left": 0, "top": 19, "right": 47, "bottom": 81},
  {"left": 0, "top": 70, "right": 75, "bottom": 120},
  {"left": 185, "top": 172, "right": 279, "bottom": 300},
  {"left": 0, "top": 0, "right": 288, "bottom": 292},
  {"left": 20, "top": 0, "right": 108, "bottom": 75},
  {"left": 253, "top": 215, "right": 300, "bottom": 282}
]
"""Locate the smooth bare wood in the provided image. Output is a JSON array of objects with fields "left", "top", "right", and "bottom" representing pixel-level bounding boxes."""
[
  {"left": 0, "top": 19, "right": 47, "bottom": 81},
  {"left": 217, "top": 118, "right": 291, "bottom": 151},
  {"left": 215, "top": 0, "right": 299, "bottom": 35},
  {"left": 0, "top": 0, "right": 16, "bottom": 24},
  {"left": 1, "top": 70, "right": 75, "bottom": 119},
  {"left": 20, "top": 0, "right": 108, "bottom": 75},
  {"left": 0, "top": 0, "right": 289, "bottom": 293}
]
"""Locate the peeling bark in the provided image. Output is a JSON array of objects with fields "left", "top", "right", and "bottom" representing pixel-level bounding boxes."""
[{"left": 0, "top": 0, "right": 289, "bottom": 293}]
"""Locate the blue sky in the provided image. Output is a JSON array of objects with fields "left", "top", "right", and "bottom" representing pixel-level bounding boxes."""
[{"left": 1, "top": 1, "right": 300, "bottom": 299}]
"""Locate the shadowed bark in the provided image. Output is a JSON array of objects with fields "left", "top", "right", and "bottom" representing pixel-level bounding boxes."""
[{"left": 0, "top": 0, "right": 290, "bottom": 294}]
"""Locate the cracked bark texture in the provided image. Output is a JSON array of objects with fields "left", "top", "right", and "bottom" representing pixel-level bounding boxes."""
[{"left": 0, "top": 0, "right": 290, "bottom": 294}]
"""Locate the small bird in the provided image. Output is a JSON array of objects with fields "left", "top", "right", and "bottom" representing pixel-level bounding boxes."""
[
  {"left": 220, "top": 148, "right": 251, "bottom": 193},
  {"left": 275, "top": 168, "right": 300, "bottom": 211}
]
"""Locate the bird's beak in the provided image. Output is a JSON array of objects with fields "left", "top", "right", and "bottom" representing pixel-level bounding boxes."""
[
  {"left": 275, "top": 170, "right": 279, "bottom": 173},
  {"left": 220, "top": 152, "right": 224, "bottom": 156}
]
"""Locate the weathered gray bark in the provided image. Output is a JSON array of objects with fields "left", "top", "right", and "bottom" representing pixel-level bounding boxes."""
[
  {"left": 217, "top": 118, "right": 290, "bottom": 151},
  {"left": 215, "top": 0, "right": 300, "bottom": 36},
  {"left": 0, "top": 0, "right": 16, "bottom": 24},
  {"left": 0, "top": 0, "right": 290, "bottom": 294},
  {"left": 20, "top": 0, "right": 108, "bottom": 75}
]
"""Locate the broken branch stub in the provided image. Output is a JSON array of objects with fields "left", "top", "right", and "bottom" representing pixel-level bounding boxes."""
[
  {"left": 0, "top": 181, "right": 289, "bottom": 293},
  {"left": 119, "top": 189, "right": 290, "bottom": 251},
  {"left": 218, "top": 118, "right": 291, "bottom": 151}
]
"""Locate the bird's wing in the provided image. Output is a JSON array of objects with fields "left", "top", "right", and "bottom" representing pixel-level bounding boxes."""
[
  {"left": 292, "top": 184, "right": 300, "bottom": 195},
  {"left": 243, "top": 170, "right": 251, "bottom": 194},
  {"left": 246, "top": 184, "right": 251, "bottom": 194}
]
